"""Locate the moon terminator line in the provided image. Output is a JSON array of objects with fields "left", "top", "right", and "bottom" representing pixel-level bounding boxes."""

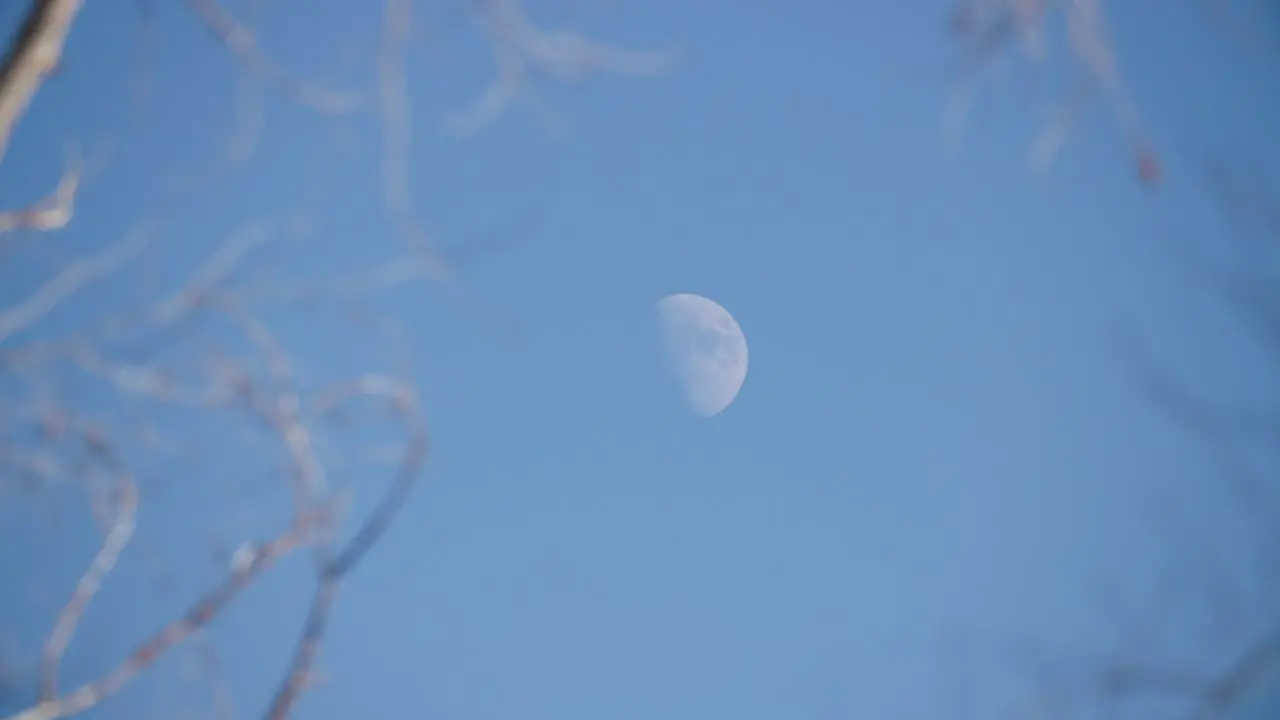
[{"left": 656, "top": 293, "right": 748, "bottom": 417}]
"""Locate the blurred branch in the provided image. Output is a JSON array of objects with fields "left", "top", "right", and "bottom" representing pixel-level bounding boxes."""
[
  {"left": 1193, "top": 627, "right": 1280, "bottom": 719},
  {"left": 374, "top": 0, "right": 521, "bottom": 345},
  {"left": 0, "top": 144, "right": 80, "bottom": 234},
  {"left": 0, "top": 0, "right": 81, "bottom": 167},
  {"left": 0, "top": 219, "right": 156, "bottom": 345},
  {"left": 37, "top": 460, "right": 137, "bottom": 704},
  {"left": 2, "top": 238, "right": 429, "bottom": 720},
  {"left": 0, "top": 1, "right": 664, "bottom": 718},
  {"left": 1086, "top": 628, "right": 1280, "bottom": 718},
  {"left": 185, "top": 0, "right": 364, "bottom": 116},
  {"left": 0, "top": 216, "right": 413, "bottom": 720},
  {"left": 5, "top": 522, "right": 312, "bottom": 720},
  {"left": 377, "top": 0, "right": 447, "bottom": 282},
  {"left": 1204, "top": 0, "right": 1280, "bottom": 62},
  {"left": 944, "top": 0, "right": 1161, "bottom": 188},
  {"left": 447, "top": 0, "right": 677, "bottom": 137},
  {"left": 987, "top": 154, "right": 1280, "bottom": 720},
  {"left": 263, "top": 375, "right": 427, "bottom": 720}
]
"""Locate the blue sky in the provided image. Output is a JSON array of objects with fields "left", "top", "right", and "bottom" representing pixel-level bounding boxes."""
[{"left": 1, "top": 1, "right": 1277, "bottom": 719}]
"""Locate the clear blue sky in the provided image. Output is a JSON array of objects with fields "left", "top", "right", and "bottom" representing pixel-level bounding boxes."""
[{"left": 1, "top": 1, "right": 1277, "bottom": 719}]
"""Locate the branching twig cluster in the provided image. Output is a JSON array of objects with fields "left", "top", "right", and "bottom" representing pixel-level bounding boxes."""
[
  {"left": 944, "top": 0, "right": 1162, "bottom": 188},
  {"left": 966, "top": 164, "right": 1280, "bottom": 718},
  {"left": 446, "top": 0, "right": 677, "bottom": 137},
  {"left": 0, "top": 0, "right": 670, "bottom": 718},
  {"left": 0, "top": 208, "right": 428, "bottom": 720}
]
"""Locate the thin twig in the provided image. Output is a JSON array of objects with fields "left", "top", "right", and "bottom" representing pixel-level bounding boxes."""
[
  {"left": 0, "top": 145, "right": 81, "bottom": 233},
  {"left": 262, "top": 375, "right": 427, "bottom": 720},
  {"left": 448, "top": 0, "right": 677, "bottom": 136},
  {"left": 185, "top": 0, "right": 364, "bottom": 115},
  {"left": 0, "top": 220, "right": 158, "bottom": 345},
  {"left": 4, "top": 521, "right": 313, "bottom": 720},
  {"left": 38, "top": 474, "right": 138, "bottom": 702}
]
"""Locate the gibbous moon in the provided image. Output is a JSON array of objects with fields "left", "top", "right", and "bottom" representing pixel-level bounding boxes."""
[{"left": 656, "top": 293, "right": 748, "bottom": 417}]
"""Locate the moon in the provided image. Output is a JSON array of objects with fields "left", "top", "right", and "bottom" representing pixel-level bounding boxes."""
[{"left": 656, "top": 293, "right": 748, "bottom": 417}]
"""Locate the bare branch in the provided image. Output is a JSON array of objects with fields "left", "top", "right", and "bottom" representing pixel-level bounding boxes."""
[
  {"left": 262, "top": 374, "right": 427, "bottom": 720},
  {"left": 375, "top": 0, "right": 453, "bottom": 291},
  {"left": 184, "top": 0, "right": 364, "bottom": 116},
  {"left": 216, "top": 300, "right": 331, "bottom": 525},
  {"left": 0, "top": 219, "right": 157, "bottom": 345},
  {"left": 1193, "top": 627, "right": 1280, "bottom": 719},
  {"left": 945, "top": 0, "right": 1161, "bottom": 187},
  {"left": 4, "top": 526, "right": 308, "bottom": 720},
  {"left": 38, "top": 472, "right": 137, "bottom": 703},
  {"left": 0, "top": 0, "right": 82, "bottom": 167},
  {"left": 147, "top": 220, "right": 275, "bottom": 330},
  {"left": 447, "top": 0, "right": 677, "bottom": 137},
  {"left": 986, "top": 146, "right": 1280, "bottom": 720},
  {"left": 0, "top": 144, "right": 80, "bottom": 234},
  {"left": 0, "top": 1, "right": 663, "bottom": 717}
]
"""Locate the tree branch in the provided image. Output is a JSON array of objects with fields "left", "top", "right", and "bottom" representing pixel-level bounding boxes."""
[
  {"left": 0, "top": 0, "right": 82, "bottom": 167},
  {"left": 185, "top": 0, "right": 363, "bottom": 116},
  {"left": 0, "top": 144, "right": 80, "bottom": 234}
]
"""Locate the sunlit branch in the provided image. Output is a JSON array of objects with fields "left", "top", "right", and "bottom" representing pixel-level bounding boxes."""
[
  {"left": 67, "top": 347, "right": 235, "bottom": 408},
  {"left": 0, "top": 147, "right": 80, "bottom": 234},
  {"left": 0, "top": 221, "right": 280, "bottom": 411},
  {"left": 2, "top": 277, "right": 419, "bottom": 720},
  {"left": 376, "top": 0, "right": 451, "bottom": 287},
  {"left": 216, "top": 300, "right": 330, "bottom": 524},
  {"left": 0, "top": 220, "right": 157, "bottom": 345},
  {"left": 148, "top": 221, "right": 276, "bottom": 329},
  {"left": 4, "top": 512, "right": 320, "bottom": 720},
  {"left": 0, "top": 0, "right": 82, "bottom": 167},
  {"left": 38, "top": 473, "right": 138, "bottom": 703},
  {"left": 0, "top": 1, "right": 653, "bottom": 718},
  {"left": 262, "top": 374, "right": 427, "bottom": 720}
]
